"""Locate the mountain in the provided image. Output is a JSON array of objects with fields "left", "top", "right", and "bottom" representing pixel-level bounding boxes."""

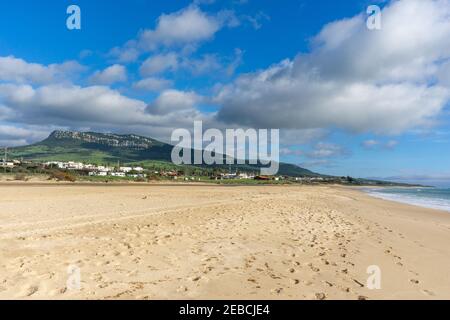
[{"left": 9, "top": 130, "right": 319, "bottom": 177}]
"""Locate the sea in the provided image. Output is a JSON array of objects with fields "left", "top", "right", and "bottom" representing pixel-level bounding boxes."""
[{"left": 365, "top": 187, "right": 450, "bottom": 212}]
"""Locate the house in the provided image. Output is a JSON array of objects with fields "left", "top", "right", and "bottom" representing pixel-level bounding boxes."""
[
  {"left": 221, "top": 173, "right": 238, "bottom": 180},
  {"left": 45, "top": 161, "right": 67, "bottom": 169},
  {"left": 97, "top": 166, "right": 113, "bottom": 172},
  {"left": 127, "top": 173, "right": 147, "bottom": 178},
  {"left": 89, "top": 171, "right": 108, "bottom": 177},
  {"left": 67, "top": 162, "right": 84, "bottom": 170},
  {"left": 119, "top": 167, "right": 133, "bottom": 173},
  {"left": 0, "top": 161, "right": 15, "bottom": 168},
  {"left": 238, "top": 173, "right": 254, "bottom": 179},
  {"left": 111, "top": 172, "right": 126, "bottom": 177},
  {"left": 83, "top": 164, "right": 96, "bottom": 170}
]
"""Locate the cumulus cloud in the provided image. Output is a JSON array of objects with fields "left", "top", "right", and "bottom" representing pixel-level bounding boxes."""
[
  {"left": 306, "top": 142, "right": 349, "bottom": 159},
  {"left": 139, "top": 6, "right": 221, "bottom": 50},
  {"left": 89, "top": 64, "right": 127, "bottom": 85},
  {"left": 280, "top": 148, "right": 303, "bottom": 156},
  {"left": 0, "top": 83, "right": 213, "bottom": 144},
  {"left": 132, "top": 77, "right": 172, "bottom": 92},
  {"left": 111, "top": 5, "right": 238, "bottom": 62},
  {"left": 242, "top": 11, "right": 270, "bottom": 30},
  {"left": 146, "top": 89, "right": 203, "bottom": 115},
  {"left": 215, "top": 0, "right": 450, "bottom": 134},
  {"left": 0, "top": 84, "right": 149, "bottom": 126},
  {"left": 180, "top": 54, "right": 222, "bottom": 75},
  {"left": 0, "top": 56, "right": 85, "bottom": 84},
  {"left": 0, "top": 124, "right": 51, "bottom": 147},
  {"left": 0, "top": 54, "right": 213, "bottom": 145},
  {"left": 361, "top": 139, "right": 379, "bottom": 149},
  {"left": 140, "top": 49, "right": 243, "bottom": 77},
  {"left": 140, "top": 53, "right": 179, "bottom": 76},
  {"left": 362, "top": 139, "right": 398, "bottom": 149}
]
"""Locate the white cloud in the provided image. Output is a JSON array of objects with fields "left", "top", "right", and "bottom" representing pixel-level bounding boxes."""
[
  {"left": 307, "top": 142, "right": 349, "bottom": 159},
  {"left": 362, "top": 139, "right": 398, "bottom": 150},
  {"left": 110, "top": 5, "right": 239, "bottom": 62},
  {"left": 89, "top": 64, "right": 127, "bottom": 85},
  {"left": 133, "top": 77, "right": 172, "bottom": 92},
  {"left": 0, "top": 56, "right": 84, "bottom": 84},
  {"left": 362, "top": 139, "right": 379, "bottom": 149},
  {"left": 180, "top": 54, "right": 222, "bottom": 75},
  {"left": 139, "top": 6, "right": 220, "bottom": 50},
  {"left": 109, "top": 45, "right": 140, "bottom": 63},
  {"left": 0, "top": 83, "right": 213, "bottom": 144},
  {"left": 140, "top": 49, "right": 243, "bottom": 77},
  {"left": 280, "top": 148, "right": 303, "bottom": 156},
  {"left": 140, "top": 53, "right": 179, "bottom": 76},
  {"left": 225, "top": 48, "right": 244, "bottom": 76},
  {"left": 0, "top": 84, "right": 148, "bottom": 126},
  {"left": 146, "top": 89, "right": 203, "bottom": 115},
  {"left": 437, "top": 60, "right": 450, "bottom": 87},
  {"left": 0, "top": 124, "right": 51, "bottom": 147},
  {"left": 215, "top": 0, "right": 450, "bottom": 134},
  {"left": 242, "top": 11, "right": 270, "bottom": 30}
]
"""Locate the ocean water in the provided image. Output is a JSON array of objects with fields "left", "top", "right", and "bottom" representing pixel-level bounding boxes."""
[{"left": 365, "top": 187, "right": 450, "bottom": 212}]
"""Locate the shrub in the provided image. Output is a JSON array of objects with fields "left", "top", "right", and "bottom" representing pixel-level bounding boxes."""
[
  {"left": 49, "top": 170, "right": 77, "bottom": 182},
  {"left": 14, "top": 173, "right": 28, "bottom": 181}
]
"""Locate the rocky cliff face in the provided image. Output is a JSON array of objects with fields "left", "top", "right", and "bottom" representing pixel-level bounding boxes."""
[{"left": 49, "top": 130, "right": 156, "bottom": 150}]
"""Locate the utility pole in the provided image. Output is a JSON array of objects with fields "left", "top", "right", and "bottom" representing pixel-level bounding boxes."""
[{"left": 3, "top": 147, "right": 7, "bottom": 174}]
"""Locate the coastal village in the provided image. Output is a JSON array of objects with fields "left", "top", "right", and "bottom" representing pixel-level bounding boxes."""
[
  {"left": 0, "top": 157, "right": 341, "bottom": 183},
  {"left": 0, "top": 132, "right": 387, "bottom": 185}
]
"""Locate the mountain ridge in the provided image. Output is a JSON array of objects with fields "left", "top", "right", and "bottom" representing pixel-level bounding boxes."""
[{"left": 9, "top": 130, "right": 320, "bottom": 177}]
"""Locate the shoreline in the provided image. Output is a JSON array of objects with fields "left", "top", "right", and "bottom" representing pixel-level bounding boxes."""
[
  {"left": 360, "top": 186, "right": 450, "bottom": 213},
  {"left": 1, "top": 184, "right": 449, "bottom": 299}
]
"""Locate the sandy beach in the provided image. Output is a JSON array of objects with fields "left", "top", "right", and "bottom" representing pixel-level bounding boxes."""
[{"left": 0, "top": 183, "right": 449, "bottom": 300}]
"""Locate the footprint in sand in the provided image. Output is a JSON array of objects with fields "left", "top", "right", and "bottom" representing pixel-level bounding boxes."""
[
  {"left": 315, "top": 292, "right": 326, "bottom": 300},
  {"left": 421, "top": 289, "right": 435, "bottom": 296},
  {"left": 23, "top": 285, "right": 39, "bottom": 297},
  {"left": 271, "top": 288, "right": 283, "bottom": 294}
]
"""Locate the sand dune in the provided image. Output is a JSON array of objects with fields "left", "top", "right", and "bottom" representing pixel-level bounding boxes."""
[{"left": 0, "top": 184, "right": 449, "bottom": 299}]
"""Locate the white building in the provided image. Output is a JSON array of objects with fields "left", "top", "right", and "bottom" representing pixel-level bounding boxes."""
[
  {"left": 0, "top": 161, "right": 15, "bottom": 168},
  {"left": 66, "top": 162, "right": 84, "bottom": 170},
  {"left": 89, "top": 171, "right": 108, "bottom": 177},
  {"left": 111, "top": 172, "right": 126, "bottom": 177}
]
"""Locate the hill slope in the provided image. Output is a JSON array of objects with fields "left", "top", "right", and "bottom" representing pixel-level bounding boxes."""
[{"left": 9, "top": 130, "right": 319, "bottom": 177}]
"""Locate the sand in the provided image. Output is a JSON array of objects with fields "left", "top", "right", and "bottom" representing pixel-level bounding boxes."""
[{"left": 0, "top": 183, "right": 449, "bottom": 300}]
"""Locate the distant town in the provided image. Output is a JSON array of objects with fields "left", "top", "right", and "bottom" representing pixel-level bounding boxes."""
[{"left": 0, "top": 155, "right": 400, "bottom": 186}]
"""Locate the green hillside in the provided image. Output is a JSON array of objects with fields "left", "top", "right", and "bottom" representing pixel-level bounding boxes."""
[{"left": 9, "top": 130, "right": 319, "bottom": 177}]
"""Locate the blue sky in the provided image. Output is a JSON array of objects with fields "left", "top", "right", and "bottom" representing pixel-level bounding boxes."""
[{"left": 0, "top": 0, "right": 450, "bottom": 186}]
